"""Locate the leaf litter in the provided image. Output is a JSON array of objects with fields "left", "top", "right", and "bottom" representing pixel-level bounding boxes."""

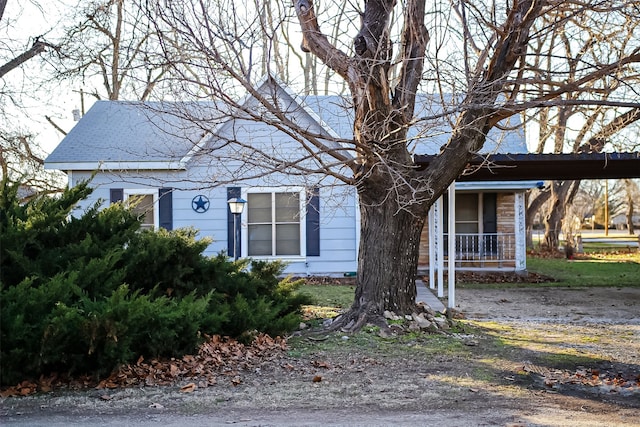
[{"left": 0, "top": 334, "right": 287, "bottom": 398}]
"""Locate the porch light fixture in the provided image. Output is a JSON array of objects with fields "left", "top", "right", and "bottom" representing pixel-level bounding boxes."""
[{"left": 227, "top": 197, "right": 246, "bottom": 260}]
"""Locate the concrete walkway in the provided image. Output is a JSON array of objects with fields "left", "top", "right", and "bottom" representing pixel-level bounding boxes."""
[{"left": 415, "top": 279, "right": 446, "bottom": 313}]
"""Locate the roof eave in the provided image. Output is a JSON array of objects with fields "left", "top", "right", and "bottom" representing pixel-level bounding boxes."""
[{"left": 44, "top": 161, "right": 187, "bottom": 171}]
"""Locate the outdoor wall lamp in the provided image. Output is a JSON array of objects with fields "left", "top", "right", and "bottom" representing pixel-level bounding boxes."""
[{"left": 227, "top": 197, "right": 246, "bottom": 261}]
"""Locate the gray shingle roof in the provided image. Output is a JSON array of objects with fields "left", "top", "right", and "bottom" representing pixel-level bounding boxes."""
[
  {"left": 45, "top": 101, "right": 216, "bottom": 165},
  {"left": 46, "top": 92, "right": 527, "bottom": 169},
  {"left": 302, "top": 94, "right": 527, "bottom": 155}
]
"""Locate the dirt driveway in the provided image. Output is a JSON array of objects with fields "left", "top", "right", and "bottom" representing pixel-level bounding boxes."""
[
  {"left": 457, "top": 286, "right": 640, "bottom": 324},
  {"left": 2, "top": 287, "right": 639, "bottom": 427}
]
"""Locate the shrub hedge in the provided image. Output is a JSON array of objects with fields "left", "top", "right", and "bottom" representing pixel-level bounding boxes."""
[{"left": 0, "top": 179, "right": 311, "bottom": 385}]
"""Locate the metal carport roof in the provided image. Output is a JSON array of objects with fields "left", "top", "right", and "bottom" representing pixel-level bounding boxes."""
[{"left": 414, "top": 152, "right": 640, "bottom": 181}]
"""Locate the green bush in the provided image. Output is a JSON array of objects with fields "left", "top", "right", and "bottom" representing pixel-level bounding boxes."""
[{"left": 0, "top": 178, "right": 311, "bottom": 385}]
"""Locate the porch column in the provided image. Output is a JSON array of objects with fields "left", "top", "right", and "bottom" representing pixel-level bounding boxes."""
[
  {"left": 428, "top": 206, "right": 436, "bottom": 290},
  {"left": 514, "top": 192, "right": 527, "bottom": 272},
  {"left": 435, "top": 196, "right": 444, "bottom": 298},
  {"left": 447, "top": 182, "right": 456, "bottom": 309}
]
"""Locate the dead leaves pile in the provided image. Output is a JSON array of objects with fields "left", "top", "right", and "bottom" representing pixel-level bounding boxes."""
[
  {"left": 526, "top": 365, "right": 640, "bottom": 397},
  {"left": 1, "top": 334, "right": 287, "bottom": 398},
  {"left": 423, "top": 271, "right": 555, "bottom": 285}
]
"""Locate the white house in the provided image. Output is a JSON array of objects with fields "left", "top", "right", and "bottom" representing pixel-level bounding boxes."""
[{"left": 45, "top": 77, "right": 536, "bottom": 276}]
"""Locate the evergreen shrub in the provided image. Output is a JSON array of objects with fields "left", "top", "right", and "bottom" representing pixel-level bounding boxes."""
[{"left": 0, "top": 178, "right": 311, "bottom": 385}]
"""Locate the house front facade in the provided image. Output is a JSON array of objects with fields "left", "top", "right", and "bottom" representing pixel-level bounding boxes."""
[{"left": 45, "top": 77, "right": 534, "bottom": 276}]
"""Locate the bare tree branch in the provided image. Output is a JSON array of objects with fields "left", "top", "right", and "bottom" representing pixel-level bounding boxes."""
[{"left": 0, "top": 38, "right": 50, "bottom": 78}]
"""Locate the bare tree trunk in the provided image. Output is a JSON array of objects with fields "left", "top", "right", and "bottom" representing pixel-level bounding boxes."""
[
  {"left": 543, "top": 184, "right": 562, "bottom": 251},
  {"left": 543, "top": 181, "right": 568, "bottom": 249},
  {"left": 0, "top": 39, "right": 49, "bottom": 78},
  {"left": 543, "top": 179, "right": 583, "bottom": 250},
  {"left": 526, "top": 187, "right": 550, "bottom": 248},
  {"left": 0, "top": 0, "right": 7, "bottom": 23},
  {"left": 334, "top": 186, "right": 427, "bottom": 330},
  {"left": 624, "top": 179, "right": 635, "bottom": 235}
]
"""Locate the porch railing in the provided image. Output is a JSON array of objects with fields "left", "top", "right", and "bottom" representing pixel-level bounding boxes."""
[{"left": 443, "top": 233, "right": 516, "bottom": 268}]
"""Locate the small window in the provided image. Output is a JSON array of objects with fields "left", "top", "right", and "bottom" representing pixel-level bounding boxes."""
[
  {"left": 247, "top": 192, "right": 301, "bottom": 256},
  {"left": 125, "top": 191, "right": 157, "bottom": 230}
]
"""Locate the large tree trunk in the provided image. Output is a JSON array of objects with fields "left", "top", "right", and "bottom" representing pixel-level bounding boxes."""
[
  {"left": 626, "top": 202, "right": 635, "bottom": 235},
  {"left": 331, "top": 179, "right": 427, "bottom": 331}
]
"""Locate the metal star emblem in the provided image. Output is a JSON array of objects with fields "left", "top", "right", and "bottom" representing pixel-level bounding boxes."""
[{"left": 191, "top": 195, "right": 210, "bottom": 213}]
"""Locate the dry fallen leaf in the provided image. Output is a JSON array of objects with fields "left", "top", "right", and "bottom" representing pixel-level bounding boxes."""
[
  {"left": 0, "top": 388, "right": 17, "bottom": 398},
  {"left": 312, "top": 375, "right": 322, "bottom": 383},
  {"left": 312, "top": 361, "right": 331, "bottom": 369},
  {"left": 170, "top": 364, "right": 180, "bottom": 377},
  {"left": 179, "top": 383, "right": 197, "bottom": 393}
]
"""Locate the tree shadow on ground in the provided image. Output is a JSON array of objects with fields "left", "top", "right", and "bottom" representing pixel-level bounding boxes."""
[{"left": 465, "top": 320, "right": 640, "bottom": 406}]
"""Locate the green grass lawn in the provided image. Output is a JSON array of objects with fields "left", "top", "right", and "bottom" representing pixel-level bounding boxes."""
[
  {"left": 297, "top": 283, "right": 356, "bottom": 319},
  {"left": 526, "top": 253, "right": 640, "bottom": 288},
  {"left": 297, "top": 252, "right": 640, "bottom": 314}
]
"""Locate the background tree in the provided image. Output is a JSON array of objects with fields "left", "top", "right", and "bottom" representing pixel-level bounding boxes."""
[
  {"left": 523, "top": 7, "right": 640, "bottom": 250},
  {"left": 622, "top": 179, "right": 638, "bottom": 234},
  {"left": 141, "top": 0, "right": 640, "bottom": 331},
  {"left": 0, "top": 1, "right": 63, "bottom": 194},
  {"left": 45, "top": 0, "right": 177, "bottom": 106}
]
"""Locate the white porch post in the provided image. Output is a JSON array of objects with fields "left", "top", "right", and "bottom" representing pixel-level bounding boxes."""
[
  {"left": 447, "top": 183, "right": 456, "bottom": 309},
  {"left": 514, "top": 191, "right": 527, "bottom": 272},
  {"left": 428, "top": 206, "right": 436, "bottom": 290},
  {"left": 435, "top": 196, "right": 444, "bottom": 298}
]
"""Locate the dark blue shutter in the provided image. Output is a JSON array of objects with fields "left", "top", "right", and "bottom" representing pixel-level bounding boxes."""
[
  {"left": 306, "top": 188, "right": 320, "bottom": 256},
  {"left": 482, "top": 193, "right": 497, "bottom": 233},
  {"left": 158, "top": 188, "right": 173, "bottom": 230},
  {"left": 227, "top": 187, "right": 241, "bottom": 257},
  {"left": 110, "top": 188, "right": 123, "bottom": 204}
]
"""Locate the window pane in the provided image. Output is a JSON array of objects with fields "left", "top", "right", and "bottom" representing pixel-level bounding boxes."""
[
  {"left": 129, "top": 194, "right": 154, "bottom": 227},
  {"left": 457, "top": 223, "right": 479, "bottom": 233},
  {"left": 276, "top": 224, "right": 300, "bottom": 255},
  {"left": 275, "top": 193, "right": 299, "bottom": 222},
  {"left": 455, "top": 194, "right": 478, "bottom": 221},
  {"left": 248, "top": 224, "right": 272, "bottom": 255},
  {"left": 248, "top": 193, "right": 271, "bottom": 223}
]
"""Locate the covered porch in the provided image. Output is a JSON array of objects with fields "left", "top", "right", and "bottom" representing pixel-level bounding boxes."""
[{"left": 414, "top": 152, "right": 640, "bottom": 310}]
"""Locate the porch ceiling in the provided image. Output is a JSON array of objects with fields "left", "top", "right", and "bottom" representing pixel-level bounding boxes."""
[{"left": 414, "top": 152, "right": 640, "bottom": 182}]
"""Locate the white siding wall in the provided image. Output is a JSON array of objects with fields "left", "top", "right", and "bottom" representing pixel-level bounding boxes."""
[{"left": 65, "top": 95, "right": 359, "bottom": 276}]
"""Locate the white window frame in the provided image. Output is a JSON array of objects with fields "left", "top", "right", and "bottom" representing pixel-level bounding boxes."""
[
  {"left": 123, "top": 188, "right": 159, "bottom": 230},
  {"left": 241, "top": 187, "right": 307, "bottom": 261}
]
